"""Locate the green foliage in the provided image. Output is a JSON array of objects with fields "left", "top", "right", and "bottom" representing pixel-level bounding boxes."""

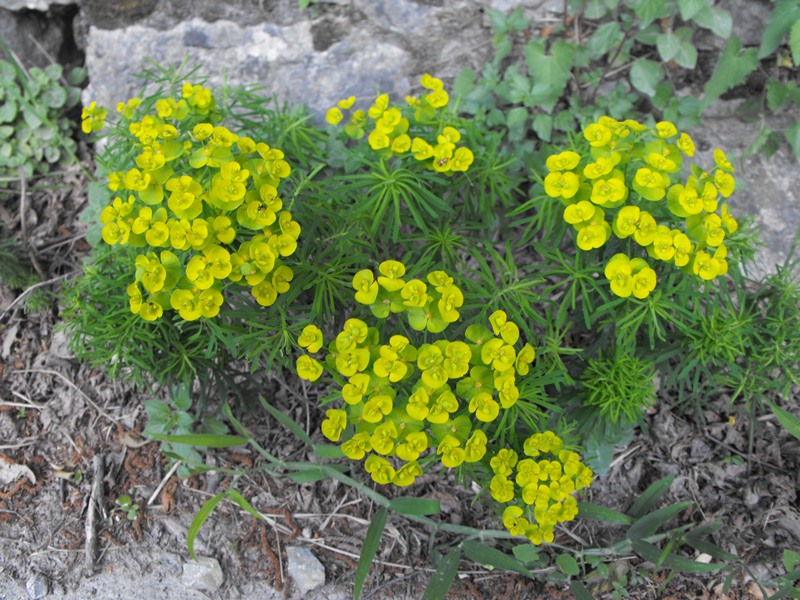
[{"left": 0, "top": 53, "right": 84, "bottom": 180}]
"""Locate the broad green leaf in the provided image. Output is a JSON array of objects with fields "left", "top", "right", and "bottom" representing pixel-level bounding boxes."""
[
  {"left": 792, "top": 20, "right": 800, "bottom": 66},
  {"left": 532, "top": 113, "right": 553, "bottom": 142},
  {"left": 388, "top": 497, "right": 440, "bottom": 516},
  {"left": 556, "top": 553, "right": 580, "bottom": 576},
  {"left": 187, "top": 491, "right": 225, "bottom": 560},
  {"left": 571, "top": 581, "right": 595, "bottom": 600},
  {"left": 634, "top": 0, "right": 670, "bottom": 27},
  {"left": 0, "top": 98, "right": 17, "bottom": 123},
  {"left": 512, "top": 543, "right": 540, "bottom": 564},
  {"left": 677, "top": 0, "right": 708, "bottom": 20},
  {"left": 767, "top": 79, "right": 791, "bottom": 110},
  {"left": 702, "top": 37, "right": 758, "bottom": 109},
  {"left": 506, "top": 106, "right": 528, "bottom": 141},
  {"left": 523, "top": 39, "right": 575, "bottom": 111},
  {"left": 692, "top": 5, "right": 732, "bottom": 39},
  {"left": 657, "top": 27, "right": 698, "bottom": 68},
  {"left": 462, "top": 540, "right": 534, "bottom": 578},
  {"left": 453, "top": 67, "right": 476, "bottom": 97},
  {"left": 785, "top": 120, "right": 800, "bottom": 160},
  {"left": 354, "top": 507, "right": 387, "bottom": 600},
  {"left": 586, "top": 21, "right": 623, "bottom": 59},
  {"left": 769, "top": 401, "right": 800, "bottom": 441},
  {"left": 784, "top": 549, "right": 800, "bottom": 571},
  {"left": 628, "top": 474, "right": 675, "bottom": 519},
  {"left": 758, "top": 0, "right": 800, "bottom": 59},
  {"left": 145, "top": 432, "right": 248, "bottom": 448},
  {"left": 577, "top": 501, "right": 633, "bottom": 525},
  {"left": 627, "top": 501, "right": 693, "bottom": 541},
  {"left": 422, "top": 548, "right": 461, "bottom": 600},
  {"left": 631, "top": 540, "right": 725, "bottom": 572},
  {"left": 259, "top": 395, "right": 314, "bottom": 446},
  {"left": 629, "top": 58, "right": 664, "bottom": 97},
  {"left": 143, "top": 399, "right": 171, "bottom": 424}
]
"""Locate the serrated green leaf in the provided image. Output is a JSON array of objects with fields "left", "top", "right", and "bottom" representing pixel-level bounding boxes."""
[
  {"left": 577, "top": 501, "right": 634, "bottom": 525},
  {"left": 556, "top": 553, "right": 581, "bottom": 576},
  {"left": 523, "top": 39, "right": 575, "bottom": 111},
  {"left": 677, "top": 0, "right": 708, "bottom": 20},
  {"left": 532, "top": 113, "right": 553, "bottom": 142},
  {"left": 702, "top": 37, "right": 758, "bottom": 109},
  {"left": 512, "top": 543, "right": 540, "bottom": 564},
  {"left": 630, "top": 58, "right": 664, "bottom": 96},
  {"left": 586, "top": 21, "right": 623, "bottom": 60},
  {"left": 570, "top": 580, "right": 595, "bottom": 600},
  {"left": 770, "top": 401, "right": 800, "bottom": 440},
  {"left": 187, "top": 491, "right": 225, "bottom": 560},
  {"left": 790, "top": 20, "right": 800, "bottom": 66},
  {"left": 462, "top": 541, "right": 534, "bottom": 578},
  {"left": 785, "top": 120, "right": 800, "bottom": 160},
  {"left": 759, "top": 0, "right": 800, "bottom": 59},
  {"left": 767, "top": 79, "right": 791, "bottom": 110},
  {"left": 453, "top": 67, "right": 476, "bottom": 98},
  {"left": 388, "top": 497, "right": 440, "bottom": 516},
  {"left": 627, "top": 501, "right": 693, "bottom": 541},
  {"left": 143, "top": 399, "right": 172, "bottom": 424},
  {"left": 692, "top": 5, "right": 732, "bottom": 39},
  {"left": 784, "top": 549, "right": 800, "bottom": 571},
  {"left": 354, "top": 507, "right": 387, "bottom": 600},
  {"left": 506, "top": 106, "right": 528, "bottom": 141},
  {"left": 422, "top": 548, "right": 461, "bottom": 600},
  {"left": 259, "top": 395, "right": 314, "bottom": 446},
  {"left": 746, "top": 125, "right": 775, "bottom": 158},
  {"left": 631, "top": 540, "right": 725, "bottom": 572},
  {"left": 634, "top": 0, "right": 670, "bottom": 27},
  {"left": 145, "top": 432, "right": 248, "bottom": 448}
]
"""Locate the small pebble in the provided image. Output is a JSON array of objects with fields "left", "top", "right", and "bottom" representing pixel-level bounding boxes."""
[
  {"left": 26, "top": 573, "right": 48, "bottom": 599},
  {"left": 182, "top": 556, "right": 224, "bottom": 592},
  {"left": 286, "top": 546, "right": 325, "bottom": 596}
]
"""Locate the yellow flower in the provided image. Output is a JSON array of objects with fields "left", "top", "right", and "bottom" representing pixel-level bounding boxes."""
[
  {"left": 563, "top": 200, "right": 596, "bottom": 225},
  {"left": 321, "top": 409, "right": 347, "bottom": 442},
  {"left": 583, "top": 123, "right": 612, "bottom": 147},
  {"left": 677, "top": 132, "right": 695, "bottom": 156},
  {"left": 631, "top": 265, "right": 657, "bottom": 299},
  {"left": 326, "top": 107, "right": 343, "bottom": 125},
  {"left": 464, "top": 429, "right": 488, "bottom": 463},
  {"left": 469, "top": 392, "right": 500, "bottom": 422},
  {"left": 714, "top": 148, "right": 734, "bottom": 172},
  {"left": 437, "top": 285, "right": 463, "bottom": 323},
  {"left": 654, "top": 121, "right": 678, "bottom": 138},
  {"left": 298, "top": 324, "right": 324, "bottom": 353},
  {"left": 342, "top": 373, "right": 371, "bottom": 405},
  {"left": 714, "top": 171, "right": 735, "bottom": 198},
  {"left": 395, "top": 431, "right": 428, "bottom": 462},
  {"left": 544, "top": 171, "right": 580, "bottom": 199},
  {"left": 139, "top": 299, "right": 163, "bottom": 321},
  {"left": 604, "top": 254, "right": 633, "bottom": 298},
  {"left": 362, "top": 394, "right": 393, "bottom": 423},
  {"left": 296, "top": 355, "right": 323, "bottom": 381},
  {"left": 81, "top": 101, "right": 106, "bottom": 134},
  {"left": 392, "top": 461, "right": 422, "bottom": 487},
  {"left": 337, "top": 96, "right": 356, "bottom": 109},
  {"left": 545, "top": 151, "right": 581, "bottom": 172},
  {"left": 170, "top": 288, "right": 200, "bottom": 321},
  {"left": 502, "top": 506, "right": 529, "bottom": 536},
  {"left": 437, "top": 434, "right": 465, "bottom": 468},
  {"left": 490, "top": 475, "right": 515, "bottom": 503},
  {"left": 515, "top": 343, "right": 536, "bottom": 376},
  {"left": 341, "top": 432, "right": 372, "bottom": 460},
  {"left": 365, "top": 455, "right": 396, "bottom": 485},
  {"left": 198, "top": 289, "right": 224, "bottom": 318},
  {"left": 490, "top": 448, "right": 518, "bottom": 477},
  {"left": 377, "top": 260, "right": 406, "bottom": 291},
  {"left": 489, "top": 310, "right": 520, "bottom": 345}
]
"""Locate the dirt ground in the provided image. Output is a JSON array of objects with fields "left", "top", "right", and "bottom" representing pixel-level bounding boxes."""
[{"left": 1, "top": 157, "right": 799, "bottom": 600}]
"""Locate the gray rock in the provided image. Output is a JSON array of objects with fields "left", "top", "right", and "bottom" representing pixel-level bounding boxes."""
[
  {"left": 181, "top": 556, "right": 224, "bottom": 593},
  {"left": 25, "top": 573, "right": 48, "bottom": 599},
  {"left": 286, "top": 545, "right": 325, "bottom": 596},
  {"left": 0, "top": 0, "right": 68, "bottom": 10},
  {"left": 0, "top": 6, "right": 70, "bottom": 69}
]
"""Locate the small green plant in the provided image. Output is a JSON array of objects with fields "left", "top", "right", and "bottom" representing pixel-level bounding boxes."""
[
  {"left": 115, "top": 494, "right": 141, "bottom": 521},
  {"left": 0, "top": 54, "right": 84, "bottom": 180}
]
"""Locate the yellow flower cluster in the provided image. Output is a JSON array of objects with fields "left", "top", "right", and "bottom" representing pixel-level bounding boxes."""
[
  {"left": 493, "top": 432, "right": 593, "bottom": 545},
  {"left": 296, "top": 260, "right": 592, "bottom": 543},
  {"left": 544, "top": 117, "right": 739, "bottom": 299},
  {"left": 325, "top": 74, "right": 474, "bottom": 174},
  {"left": 81, "top": 101, "right": 106, "bottom": 134},
  {"left": 98, "top": 83, "right": 299, "bottom": 321}
]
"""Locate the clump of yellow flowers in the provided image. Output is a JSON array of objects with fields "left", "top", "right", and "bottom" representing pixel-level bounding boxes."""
[
  {"left": 96, "top": 83, "right": 300, "bottom": 321},
  {"left": 325, "top": 74, "right": 474, "bottom": 175},
  {"left": 296, "top": 259, "right": 593, "bottom": 545},
  {"left": 544, "top": 117, "right": 739, "bottom": 299}
]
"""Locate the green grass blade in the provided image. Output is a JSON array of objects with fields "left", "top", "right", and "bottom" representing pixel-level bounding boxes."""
[
  {"left": 259, "top": 395, "right": 314, "bottom": 446},
  {"left": 146, "top": 433, "right": 248, "bottom": 448},
  {"left": 388, "top": 497, "right": 441, "bottom": 516},
  {"left": 628, "top": 474, "right": 675, "bottom": 519},
  {"left": 354, "top": 506, "right": 388, "bottom": 600},
  {"left": 422, "top": 548, "right": 461, "bottom": 600},
  {"left": 631, "top": 540, "right": 725, "bottom": 573},
  {"left": 462, "top": 540, "right": 534, "bottom": 578},
  {"left": 226, "top": 489, "right": 264, "bottom": 521},
  {"left": 769, "top": 402, "right": 800, "bottom": 441},
  {"left": 577, "top": 501, "right": 633, "bottom": 525},
  {"left": 627, "top": 501, "right": 693, "bottom": 541},
  {"left": 187, "top": 491, "right": 225, "bottom": 560}
]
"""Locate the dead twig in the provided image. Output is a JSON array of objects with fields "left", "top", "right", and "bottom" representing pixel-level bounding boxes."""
[{"left": 84, "top": 454, "right": 104, "bottom": 573}]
